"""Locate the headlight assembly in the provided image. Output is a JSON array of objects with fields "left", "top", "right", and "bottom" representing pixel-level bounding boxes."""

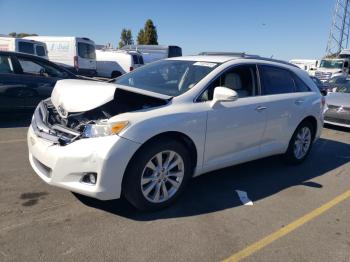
[{"left": 83, "top": 120, "right": 129, "bottom": 138}]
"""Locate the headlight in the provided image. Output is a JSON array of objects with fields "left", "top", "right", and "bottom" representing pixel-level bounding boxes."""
[{"left": 83, "top": 120, "right": 129, "bottom": 138}]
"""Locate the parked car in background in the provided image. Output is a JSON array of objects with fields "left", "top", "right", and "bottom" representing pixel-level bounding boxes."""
[
  {"left": 0, "top": 36, "right": 48, "bottom": 59},
  {"left": 121, "top": 45, "right": 182, "bottom": 64},
  {"left": 0, "top": 51, "right": 78, "bottom": 111},
  {"left": 324, "top": 84, "right": 350, "bottom": 128},
  {"left": 27, "top": 54, "right": 323, "bottom": 210},
  {"left": 24, "top": 36, "right": 97, "bottom": 77},
  {"left": 96, "top": 49, "right": 144, "bottom": 78},
  {"left": 324, "top": 75, "right": 349, "bottom": 92}
]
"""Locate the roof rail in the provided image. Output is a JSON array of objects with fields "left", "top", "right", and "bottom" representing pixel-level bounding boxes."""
[
  {"left": 198, "top": 51, "right": 299, "bottom": 68},
  {"left": 244, "top": 56, "right": 299, "bottom": 68},
  {"left": 198, "top": 51, "right": 260, "bottom": 58}
]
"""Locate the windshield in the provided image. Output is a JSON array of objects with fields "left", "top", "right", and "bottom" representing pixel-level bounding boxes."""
[
  {"left": 320, "top": 60, "right": 343, "bottom": 69},
  {"left": 114, "top": 60, "right": 220, "bottom": 96}
]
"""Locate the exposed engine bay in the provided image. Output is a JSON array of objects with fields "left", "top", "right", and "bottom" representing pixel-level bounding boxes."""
[{"left": 32, "top": 88, "right": 169, "bottom": 145}]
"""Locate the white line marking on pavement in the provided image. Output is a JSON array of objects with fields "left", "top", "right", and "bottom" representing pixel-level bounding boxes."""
[
  {"left": 235, "top": 190, "right": 253, "bottom": 206},
  {"left": 0, "top": 139, "right": 26, "bottom": 144}
]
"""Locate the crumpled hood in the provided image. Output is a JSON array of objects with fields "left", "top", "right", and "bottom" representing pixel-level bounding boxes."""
[
  {"left": 326, "top": 92, "right": 350, "bottom": 107},
  {"left": 51, "top": 79, "right": 172, "bottom": 115},
  {"left": 51, "top": 79, "right": 117, "bottom": 113}
]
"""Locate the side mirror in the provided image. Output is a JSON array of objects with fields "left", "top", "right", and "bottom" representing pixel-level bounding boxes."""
[
  {"left": 320, "top": 89, "right": 327, "bottom": 96},
  {"left": 211, "top": 86, "right": 238, "bottom": 107}
]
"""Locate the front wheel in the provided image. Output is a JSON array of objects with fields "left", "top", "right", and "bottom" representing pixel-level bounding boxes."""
[
  {"left": 284, "top": 121, "right": 314, "bottom": 164},
  {"left": 123, "top": 139, "right": 192, "bottom": 211}
]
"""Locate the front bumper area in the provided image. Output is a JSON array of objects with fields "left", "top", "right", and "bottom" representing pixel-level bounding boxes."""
[
  {"left": 28, "top": 125, "right": 140, "bottom": 200},
  {"left": 324, "top": 105, "right": 350, "bottom": 128}
]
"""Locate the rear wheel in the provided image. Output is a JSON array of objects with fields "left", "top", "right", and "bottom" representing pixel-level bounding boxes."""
[
  {"left": 123, "top": 139, "right": 192, "bottom": 211},
  {"left": 284, "top": 121, "right": 314, "bottom": 164}
]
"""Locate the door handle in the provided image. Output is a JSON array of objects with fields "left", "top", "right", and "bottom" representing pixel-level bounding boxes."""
[
  {"left": 294, "top": 99, "right": 305, "bottom": 105},
  {"left": 255, "top": 106, "right": 267, "bottom": 112}
]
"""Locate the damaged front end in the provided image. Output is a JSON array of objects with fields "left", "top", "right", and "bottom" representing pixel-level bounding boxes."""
[{"left": 32, "top": 87, "right": 170, "bottom": 146}]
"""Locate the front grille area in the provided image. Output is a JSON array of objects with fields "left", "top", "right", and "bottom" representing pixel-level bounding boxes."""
[
  {"left": 32, "top": 156, "right": 52, "bottom": 178},
  {"left": 32, "top": 100, "right": 81, "bottom": 145},
  {"left": 315, "top": 71, "right": 332, "bottom": 80}
]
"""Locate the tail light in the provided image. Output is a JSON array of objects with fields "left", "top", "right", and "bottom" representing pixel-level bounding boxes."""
[
  {"left": 129, "top": 67, "right": 134, "bottom": 72},
  {"left": 74, "top": 56, "right": 79, "bottom": 69}
]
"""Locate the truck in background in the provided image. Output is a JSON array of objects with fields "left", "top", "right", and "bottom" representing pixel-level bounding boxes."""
[
  {"left": 24, "top": 36, "right": 97, "bottom": 77},
  {"left": 121, "top": 45, "right": 182, "bottom": 63},
  {"left": 289, "top": 59, "right": 319, "bottom": 76},
  {"left": 95, "top": 49, "right": 144, "bottom": 78},
  {"left": 0, "top": 36, "right": 48, "bottom": 58},
  {"left": 314, "top": 58, "right": 349, "bottom": 82}
]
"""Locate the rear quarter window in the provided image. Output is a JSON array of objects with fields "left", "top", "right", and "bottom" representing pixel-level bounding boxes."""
[{"left": 292, "top": 74, "right": 311, "bottom": 92}]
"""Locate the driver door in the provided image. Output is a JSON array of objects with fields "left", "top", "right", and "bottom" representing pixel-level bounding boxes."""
[
  {"left": 202, "top": 65, "right": 268, "bottom": 170},
  {"left": 15, "top": 55, "right": 61, "bottom": 108}
]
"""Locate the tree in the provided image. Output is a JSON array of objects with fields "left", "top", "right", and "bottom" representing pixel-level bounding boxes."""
[
  {"left": 118, "top": 29, "right": 133, "bottom": 48},
  {"left": 137, "top": 19, "right": 158, "bottom": 45},
  {"left": 8, "top": 32, "right": 38, "bottom": 38}
]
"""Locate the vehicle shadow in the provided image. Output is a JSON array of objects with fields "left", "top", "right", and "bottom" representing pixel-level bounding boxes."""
[
  {"left": 75, "top": 137, "right": 350, "bottom": 221},
  {"left": 0, "top": 111, "right": 33, "bottom": 128}
]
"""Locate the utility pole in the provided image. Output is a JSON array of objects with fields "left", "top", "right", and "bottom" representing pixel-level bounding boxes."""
[{"left": 326, "top": 0, "right": 350, "bottom": 57}]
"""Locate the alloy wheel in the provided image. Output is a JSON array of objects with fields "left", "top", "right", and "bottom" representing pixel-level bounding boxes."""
[
  {"left": 293, "top": 126, "right": 312, "bottom": 160},
  {"left": 140, "top": 150, "right": 185, "bottom": 203}
]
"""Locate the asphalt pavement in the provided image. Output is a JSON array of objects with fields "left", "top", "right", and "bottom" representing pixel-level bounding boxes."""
[{"left": 0, "top": 113, "right": 349, "bottom": 262}]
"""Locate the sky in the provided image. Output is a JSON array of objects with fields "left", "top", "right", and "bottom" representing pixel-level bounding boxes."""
[{"left": 0, "top": 0, "right": 335, "bottom": 61}]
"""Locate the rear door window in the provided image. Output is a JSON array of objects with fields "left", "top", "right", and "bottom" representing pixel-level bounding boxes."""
[
  {"left": 78, "top": 43, "right": 96, "bottom": 59},
  {"left": 18, "top": 42, "right": 35, "bottom": 54},
  {"left": 0, "top": 55, "right": 14, "bottom": 74},
  {"left": 35, "top": 45, "right": 46, "bottom": 57},
  {"left": 260, "top": 65, "right": 296, "bottom": 95}
]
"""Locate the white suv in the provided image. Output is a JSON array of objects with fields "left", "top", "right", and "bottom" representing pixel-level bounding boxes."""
[{"left": 27, "top": 54, "right": 324, "bottom": 210}]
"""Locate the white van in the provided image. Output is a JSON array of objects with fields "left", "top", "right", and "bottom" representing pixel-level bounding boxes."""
[
  {"left": 0, "top": 36, "right": 48, "bottom": 58},
  {"left": 121, "top": 45, "right": 182, "bottom": 64},
  {"left": 96, "top": 49, "right": 144, "bottom": 78},
  {"left": 24, "top": 36, "right": 97, "bottom": 76}
]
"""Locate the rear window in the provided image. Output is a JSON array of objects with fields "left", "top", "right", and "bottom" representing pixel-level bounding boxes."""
[
  {"left": 78, "top": 43, "right": 96, "bottom": 59},
  {"left": 18, "top": 42, "right": 35, "bottom": 54},
  {"left": 132, "top": 54, "right": 144, "bottom": 65},
  {"left": 35, "top": 45, "right": 46, "bottom": 57}
]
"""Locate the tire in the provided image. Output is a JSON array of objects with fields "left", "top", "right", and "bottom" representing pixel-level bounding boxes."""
[
  {"left": 123, "top": 139, "right": 192, "bottom": 211},
  {"left": 284, "top": 121, "right": 314, "bottom": 164},
  {"left": 111, "top": 71, "right": 122, "bottom": 78}
]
